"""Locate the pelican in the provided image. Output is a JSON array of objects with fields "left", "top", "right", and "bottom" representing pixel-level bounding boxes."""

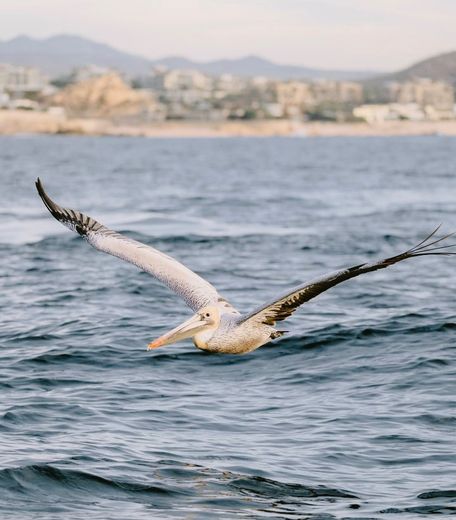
[{"left": 36, "top": 178, "right": 455, "bottom": 355}]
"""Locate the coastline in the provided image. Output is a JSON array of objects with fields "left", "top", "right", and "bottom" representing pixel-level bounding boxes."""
[{"left": 2, "top": 110, "right": 456, "bottom": 138}]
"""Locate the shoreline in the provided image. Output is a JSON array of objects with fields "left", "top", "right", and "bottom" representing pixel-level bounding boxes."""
[{"left": 2, "top": 110, "right": 456, "bottom": 138}]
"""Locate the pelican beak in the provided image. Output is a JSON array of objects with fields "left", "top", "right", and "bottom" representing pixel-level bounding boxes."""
[{"left": 148, "top": 313, "right": 208, "bottom": 350}]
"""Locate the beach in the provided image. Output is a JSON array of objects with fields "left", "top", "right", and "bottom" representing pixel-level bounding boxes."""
[{"left": 2, "top": 109, "right": 456, "bottom": 137}]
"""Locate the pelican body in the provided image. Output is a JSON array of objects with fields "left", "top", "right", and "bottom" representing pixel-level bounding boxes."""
[
  {"left": 36, "top": 179, "right": 455, "bottom": 354},
  {"left": 148, "top": 306, "right": 277, "bottom": 354}
]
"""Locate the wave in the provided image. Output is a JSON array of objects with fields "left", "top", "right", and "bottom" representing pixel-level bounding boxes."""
[
  {"left": 1, "top": 461, "right": 455, "bottom": 518},
  {"left": 0, "top": 461, "right": 360, "bottom": 517},
  {"left": 227, "top": 474, "right": 358, "bottom": 499},
  {"left": 380, "top": 504, "right": 456, "bottom": 515},
  {"left": 0, "top": 463, "right": 177, "bottom": 497},
  {"left": 418, "top": 489, "right": 456, "bottom": 499},
  {"left": 3, "top": 136, "right": 456, "bottom": 519}
]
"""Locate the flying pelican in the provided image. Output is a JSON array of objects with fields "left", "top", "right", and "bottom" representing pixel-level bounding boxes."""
[{"left": 36, "top": 178, "right": 455, "bottom": 354}]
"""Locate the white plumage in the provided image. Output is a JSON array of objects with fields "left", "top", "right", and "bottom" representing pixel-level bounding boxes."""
[{"left": 36, "top": 178, "right": 456, "bottom": 354}]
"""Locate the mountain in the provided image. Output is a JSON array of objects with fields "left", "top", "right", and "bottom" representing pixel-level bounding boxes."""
[
  {"left": 154, "top": 55, "right": 378, "bottom": 80},
  {"left": 368, "top": 50, "right": 456, "bottom": 85},
  {"left": 0, "top": 34, "right": 379, "bottom": 80},
  {"left": 0, "top": 34, "right": 151, "bottom": 76}
]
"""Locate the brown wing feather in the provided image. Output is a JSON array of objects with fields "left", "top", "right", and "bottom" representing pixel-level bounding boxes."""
[{"left": 241, "top": 226, "right": 456, "bottom": 327}]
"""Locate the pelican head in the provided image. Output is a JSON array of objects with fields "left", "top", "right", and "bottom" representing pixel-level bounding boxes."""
[{"left": 148, "top": 305, "right": 220, "bottom": 350}]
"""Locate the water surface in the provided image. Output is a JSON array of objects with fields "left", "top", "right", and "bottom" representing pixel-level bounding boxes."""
[{"left": 1, "top": 135, "right": 455, "bottom": 519}]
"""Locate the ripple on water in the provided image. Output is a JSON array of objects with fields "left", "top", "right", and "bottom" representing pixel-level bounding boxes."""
[
  {"left": 0, "top": 462, "right": 364, "bottom": 519},
  {"left": 1, "top": 135, "right": 456, "bottom": 519}
]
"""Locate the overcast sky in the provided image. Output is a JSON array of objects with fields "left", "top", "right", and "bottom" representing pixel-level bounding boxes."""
[{"left": 2, "top": 0, "right": 455, "bottom": 71}]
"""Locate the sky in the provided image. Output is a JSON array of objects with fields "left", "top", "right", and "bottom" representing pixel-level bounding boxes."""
[{"left": 1, "top": 0, "right": 456, "bottom": 71}]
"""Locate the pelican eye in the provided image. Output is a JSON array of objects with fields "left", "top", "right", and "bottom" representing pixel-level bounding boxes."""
[{"left": 205, "top": 312, "right": 210, "bottom": 318}]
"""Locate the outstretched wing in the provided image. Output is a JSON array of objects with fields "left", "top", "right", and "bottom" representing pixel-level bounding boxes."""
[
  {"left": 240, "top": 227, "right": 456, "bottom": 327},
  {"left": 36, "top": 178, "right": 224, "bottom": 312}
]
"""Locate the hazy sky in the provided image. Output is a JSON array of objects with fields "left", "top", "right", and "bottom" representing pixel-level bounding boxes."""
[{"left": 2, "top": 0, "right": 455, "bottom": 71}]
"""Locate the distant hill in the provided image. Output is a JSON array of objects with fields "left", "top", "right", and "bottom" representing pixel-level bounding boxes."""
[
  {"left": 368, "top": 50, "right": 456, "bottom": 85},
  {"left": 0, "top": 34, "right": 379, "bottom": 80},
  {"left": 154, "top": 55, "right": 378, "bottom": 81},
  {"left": 0, "top": 35, "right": 151, "bottom": 76}
]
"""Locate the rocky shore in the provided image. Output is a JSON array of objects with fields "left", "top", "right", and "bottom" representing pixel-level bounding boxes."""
[{"left": 2, "top": 109, "right": 456, "bottom": 138}]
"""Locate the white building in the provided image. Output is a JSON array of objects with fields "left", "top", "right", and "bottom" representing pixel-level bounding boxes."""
[
  {"left": 353, "top": 103, "right": 426, "bottom": 123},
  {"left": 0, "top": 64, "right": 48, "bottom": 95},
  {"left": 0, "top": 90, "right": 10, "bottom": 108},
  {"left": 69, "top": 65, "right": 112, "bottom": 83},
  {"left": 139, "top": 68, "right": 213, "bottom": 92}
]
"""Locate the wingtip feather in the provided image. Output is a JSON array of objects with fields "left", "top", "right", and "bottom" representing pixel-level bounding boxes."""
[{"left": 35, "top": 177, "right": 62, "bottom": 218}]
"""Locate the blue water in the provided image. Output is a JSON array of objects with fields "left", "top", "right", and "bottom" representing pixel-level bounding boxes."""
[{"left": 1, "top": 135, "right": 455, "bottom": 519}]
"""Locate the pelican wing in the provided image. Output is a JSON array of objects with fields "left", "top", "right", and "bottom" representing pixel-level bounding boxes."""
[
  {"left": 241, "top": 227, "right": 456, "bottom": 327},
  {"left": 36, "top": 178, "right": 223, "bottom": 311}
]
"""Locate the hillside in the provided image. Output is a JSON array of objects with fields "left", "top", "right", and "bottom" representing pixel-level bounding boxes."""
[
  {"left": 51, "top": 72, "right": 157, "bottom": 118},
  {"left": 0, "top": 35, "right": 151, "bottom": 76},
  {"left": 0, "top": 34, "right": 378, "bottom": 80},
  {"left": 154, "top": 55, "right": 378, "bottom": 80},
  {"left": 370, "top": 50, "right": 456, "bottom": 85}
]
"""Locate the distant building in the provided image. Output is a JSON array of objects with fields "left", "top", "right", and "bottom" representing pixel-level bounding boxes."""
[
  {"left": 263, "top": 102, "right": 284, "bottom": 118},
  {"left": 140, "top": 67, "right": 213, "bottom": 92},
  {"left": 250, "top": 76, "right": 269, "bottom": 87},
  {"left": 312, "top": 80, "right": 364, "bottom": 105},
  {"left": 213, "top": 74, "right": 246, "bottom": 96},
  {"left": 276, "top": 81, "right": 314, "bottom": 117},
  {"left": 274, "top": 80, "right": 364, "bottom": 121},
  {"left": 130, "top": 69, "right": 369, "bottom": 121},
  {"left": 162, "top": 69, "right": 212, "bottom": 91},
  {"left": 0, "top": 90, "right": 10, "bottom": 108},
  {"left": 389, "top": 78, "right": 455, "bottom": 120},
  {"left": 353, "top": 103, "right": 427, "bottom": 123},
  {"left": 134, "top": 67, "right": 215, "bottom": 118},
  {"left": 0, "top": 63, "right": 48, "bottom": 97},
  {"left": 69, "top": 65, "right": 112, "bottom": 83}
]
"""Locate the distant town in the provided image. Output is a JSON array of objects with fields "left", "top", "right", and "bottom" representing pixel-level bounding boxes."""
[{"left": 1, "top": 60, "right": 455, "bottom": 127}]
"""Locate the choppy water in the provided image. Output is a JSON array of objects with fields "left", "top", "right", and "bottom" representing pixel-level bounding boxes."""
[{"left": 1, "top": 135, "right": 455, "bottom": 519}]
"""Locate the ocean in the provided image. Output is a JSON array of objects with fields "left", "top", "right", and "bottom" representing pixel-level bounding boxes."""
[{"left": 0, "top": 135, "right": 455, "bottom": 519}]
